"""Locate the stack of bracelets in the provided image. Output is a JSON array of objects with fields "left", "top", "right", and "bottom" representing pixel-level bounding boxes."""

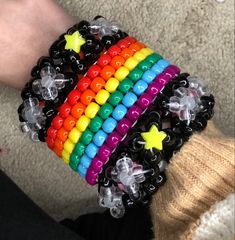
[{"left": 17, "top": 16, "right": 215, "bottom": 218}]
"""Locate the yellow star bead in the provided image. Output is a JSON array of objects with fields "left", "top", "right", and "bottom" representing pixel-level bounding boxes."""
[
  {"left": 64, "top": 31, "right": 86, "bottom": 53},
  {"left": 140, "top": 125, "right": 167, "bottom": 151}
]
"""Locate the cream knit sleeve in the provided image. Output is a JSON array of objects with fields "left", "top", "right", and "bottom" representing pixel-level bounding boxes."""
[{"left": 150, "top": 121, "right": 235, "bottom": 240}]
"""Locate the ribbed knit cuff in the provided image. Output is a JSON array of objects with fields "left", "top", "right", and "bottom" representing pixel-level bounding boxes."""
[{"left": 150, "top": 121, "right": 235, "bottom": 240}]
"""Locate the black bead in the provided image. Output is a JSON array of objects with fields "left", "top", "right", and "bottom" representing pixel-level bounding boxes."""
[
  {"left": 67, "top": 26, "right": 78, "bottom": 35},
  {"left": 143, "top": 182, "right": 158, "bottom": 195},
  {"left": 76, "top": 20, "right": 90, "bottom": 31},
  {"left": 43, "top": 106, "right": 57, "bottom": 120},
  {"left": 71, "top": 60, "right": 87, "bottom": 74},
  {"left": 94, "top": 42, "right": 104, "bottom": 53},
  {"left": 101, "top": 35, "right": 116, "bottom": 49},
  {"left": 84, "top": 51, "right": 95, "bottom": 61},
  {"left": 84, "top": 34, "right": 96, "bottom": 46},
  {"left": 17, "top": 104, "right": 25, "bottom": 122},
  {"left": 114, "top": 30, "right": 124, "bottom": 41},
  {"left": 122, "top": 194, "right": 135, "bottom": 209},
  {"left": 49, "top": 39, "right": 66, "bottom": 59},
  {"left": 78, "top": 29, "right": 89, "bottom": 37},
  {"left": 37, "top": 57, "right": 53, "bottom": 69},
  {"left": 38, "top": 128, "right": 46, "bottom": 142},
  {"left": 31, "top": 65, "right": 40, "bottom": 78},
  {"left": 21, "top": 87, "right": 33, "bottom": 100},
  {"left": 93, "top": 15, "right": 105, "bottom": 21}
]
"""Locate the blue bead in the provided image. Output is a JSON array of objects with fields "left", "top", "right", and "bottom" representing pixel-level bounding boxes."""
[
  {"left": 133, "top": 80, "right": 148, "bottom": 96},
  {"left": 85, "top": 143, "right": 98, "bottom": 158},
  {"left": 157, "top": 59, "right": 170, "bottom": 69},
  {"left": 112, "top": 104, "right": 127, "bottom": 121},
  {"left": 151, "top": 63, "right": 164, "bottom": 75},
  {"left": 122, "top": 92, "right": 138, "bottom": 108},
  {"left": 78, "top": 164, "right": 87, "bottom": 178},
  {"left": 80, "top": 154, "right": 92, "bottom": 168},
  {"left": 93, "top": 130, "right": 108, "bottom": 146},
  {"left": 102, "top": 118, "right": 117, "bottom": 134},
  {"left": 142, "top": 70, "right": 156, "bottom": 83}
]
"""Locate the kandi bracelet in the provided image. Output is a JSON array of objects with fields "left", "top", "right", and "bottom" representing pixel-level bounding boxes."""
[{"left": 17, "top": 16, "right": 215, "bottom": 218}]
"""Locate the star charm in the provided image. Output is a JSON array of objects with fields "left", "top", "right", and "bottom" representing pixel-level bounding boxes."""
[
  {"left": 64, "top": 31, "right": 86, "bottom": 53},
  {"left": 140, "top": 125, "right": 167, "bottom": 151}
]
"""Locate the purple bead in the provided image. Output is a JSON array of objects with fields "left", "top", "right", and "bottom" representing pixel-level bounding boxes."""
[
  {"left": 166, "top": 65, "right": 180, "bottom": 78},
  {"left": 90, "top": 156, "right": 104, "bottom": 173},
  {"left": 106, "top": 131, "right": 122, "bottom": 149},
  {"left": 86, "top": 168, "right": 98, "bottom": 185},
  {"left": 126, "top": 105, "right": 142, "bottom": 122},
  {"left": 116, "top": 118, "right": 132, "bottom": 135},
  {"left": 137, "top": 93, "right": 153, "bottom": 109},
  {"left": 146, "top": 81, "right": 162, "bottom": 97},
  {"left": 98, "top": 144, "right": 112, "bottom": 163},
  {"left": 158, "top": 74, "right": 171, "bottom": 85}
]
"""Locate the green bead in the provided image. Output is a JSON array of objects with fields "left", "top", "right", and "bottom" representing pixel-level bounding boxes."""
[
  {"left": 138, "top": 60, "right": 152, "bottom": 72},
  {"left": 80, "top": 129, "right": 94, "bottom": 145},
  {"left": 128, "top": 68, "right": 143, "bottom": 82},
  {"left": 89, "top": 116, "right": 103, "bottom": 132},
  {"left": 74, "top": 142, "right": 85, "bottom": 157},
  {"left": 98, "top": 103, "right": 113, "bottom": 120},
  {"left": 69, "top": 152, "right": 80, "bottom": 171},
  {"left": 146, "top": 53, "right": 162, "bottom": 64},
  {"left": 108, "top": 91, "right": 123, "bottom": 107},
  {"left": 118, "top": 78, "right": 133, "bottom": 94}
]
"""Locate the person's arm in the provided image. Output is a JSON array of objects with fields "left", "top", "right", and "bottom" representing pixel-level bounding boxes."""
[{"left": 0, "top": 0, "right": 76, "bottom": 89}]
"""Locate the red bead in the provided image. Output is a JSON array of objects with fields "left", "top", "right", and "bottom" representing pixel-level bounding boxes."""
[
  {"left": 59, "top": 102, "right": 72, "bottom": 119},
  {"left": 77, "top": 77, "right": 91, "bottom": 92},
  {"left": 90, "top": 77, "right": 106, "bottom": 93},
  {"left": 87, "top": 65, "right": 101, "bottom": 79},
  {"left": 46, "top": 136, "right": 54, "bottom": 149},
  {"left": 80, "top": 89, "right": 96, "bottom": 105},
  {"left": 47, "top": 127, "right": 57, "bottom": 139},
  {"left": 100, "top": 65, "right": 115, "bottom": 81},
  {"left": 125, "top": 36, "right": 137, "bottom": 45},
  {"left": 67, "top": 89, "right": 81, "bottom": 105},
  {"left": 107, "top": 45, "right": 122, "bottom": 57},
  {"left": 52, "top": 116, "right": 64, "bottom": 130},
  {"left": 97, "top": 55, "right": 112, "bottom": 68},
  {"left": 117, "top": 39, "right": 129, "bottom": 49}
]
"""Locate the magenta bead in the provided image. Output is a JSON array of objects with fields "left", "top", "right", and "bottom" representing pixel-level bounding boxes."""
[
  {"left": 126, "top": 105, "right": 142, "bottom": 122},
  {"left": 116, "top": 118, "right": 132, "bottom": 135},
  {"left": 146, "top": 81, "right": 162, "bottom": 97},
  {"left": 106, "top": 131, "right": 122, "bottom": 149},
  {"left": 86, "top": 168, "right": 98, "bottom": 185},
  {"left": 158, "top": 74, "right": 171, "bottom": 85},
  {"left": 98, "top": 144, "right": 112, "bottom": 162},
  {"left": 90, "top": 156, "right": 104, "bottom": 172},
  {"left": 137, "top": 93, "right": 153, "bottom": 109},
  {"left": 166, "top": 65, "right": 180, "bottom": 78}
]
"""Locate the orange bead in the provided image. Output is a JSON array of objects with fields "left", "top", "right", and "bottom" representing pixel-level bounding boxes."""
[
  {"left": 57, "top": 127, "right": 68, "bottom": 142},
  {"left": 100, "top": 65, "right": 115, "bottom": 81},
  {"left": 54, "top": 138, "right": 64, "bottom": 151},
  {"left": 71, "top": 102, "right": 85, "bottom": 118},
  {"left": 53, "top": 146, "right": 62, "bottom": 157},
  {"left": 136, "top": 42, "right": 146, "bottom": 48},
  {"left": 63, "top": 115, "right": 76, "bottom": 131},
  {"left": 129, "top": 43, "right": 142, "bottom": 53},
  {"left": 80, "top": 89, "right": 96, "bottom": 105},
  {"left": 120, "top": 48, "right": 133, "bottom": 60},
  {"left": 90, "top": 77, "right": 106, "bottom": 93},
  {"left": 110, "top": 56, "right": 125, "bottom": 70}
]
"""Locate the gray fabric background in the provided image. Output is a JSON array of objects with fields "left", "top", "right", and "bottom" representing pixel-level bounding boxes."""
[{"left": 0, "top": 0, "right": 234, "bottom": 220}]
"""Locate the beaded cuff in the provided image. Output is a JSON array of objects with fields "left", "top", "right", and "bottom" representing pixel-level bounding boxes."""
[{"left": 17, "top": 16, "right": 215, "bottom": 218}]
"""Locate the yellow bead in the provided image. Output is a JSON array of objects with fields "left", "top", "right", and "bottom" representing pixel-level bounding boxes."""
[
  {"left": 76, "top": 115, "right": 90, "bottom": 132},
  {"left": 95, "top": 89, "right": 110, "bottom": 105},
  {"left": 114, "top": 67, "right": 130, "bottom": 81},
  {"left": 105, "top": 78, "right": 119, "bottom": 93},
  {"left": 133, "top": 52, "right": 146, "bottom": 62},
  {"left": 85, "top": 102, "right": 100, "bottom": 119},
  {"left": 140, "top": 48, "right": 154, "bottom": 57},
  {"left": 64, "top": 139, "right": 75, "bottom": 154},
  {"left": 124, "top": 57, "right": 139, "bottom": 71},
  {"left": 62, "top": 149, "right": 70, "bottom": 164},
  {"left": 69, "top": 127, "right": 82, "bottom": 143}
]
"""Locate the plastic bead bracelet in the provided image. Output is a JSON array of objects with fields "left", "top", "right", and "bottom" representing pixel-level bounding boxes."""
[{"left": 17, "top": 16, "right": 215, "bottom": 218}]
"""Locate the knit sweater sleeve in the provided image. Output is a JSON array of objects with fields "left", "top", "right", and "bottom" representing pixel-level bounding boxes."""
[{"left": 150, "top": 121, "right": 235, "bottom": 240}]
